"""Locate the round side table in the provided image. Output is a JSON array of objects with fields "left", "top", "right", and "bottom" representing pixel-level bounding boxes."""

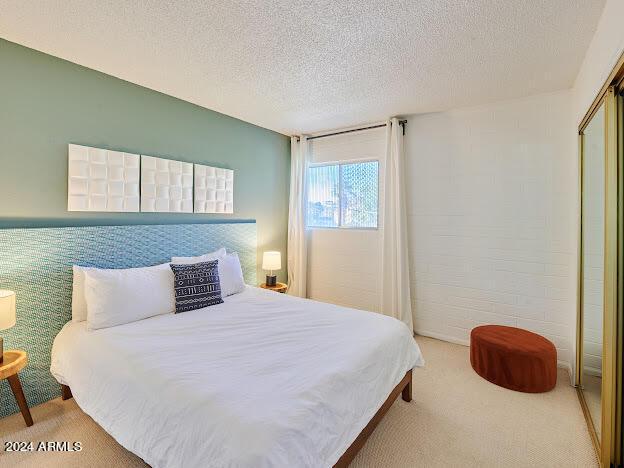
[
  {"left": 260, "top": 282, "right": 288, "bottom": 293},
  {"left": 1, "top": 350, "right": 33, "bottom": 426}
]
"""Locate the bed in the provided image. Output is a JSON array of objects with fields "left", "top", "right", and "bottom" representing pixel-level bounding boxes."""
[{"left": 51, "top": 286, "right": 424, "bottom": 467}]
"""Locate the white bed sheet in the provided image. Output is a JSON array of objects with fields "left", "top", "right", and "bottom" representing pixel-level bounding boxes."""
[{"left": 51, "top": 286, "right": 424, "bottom": 468}]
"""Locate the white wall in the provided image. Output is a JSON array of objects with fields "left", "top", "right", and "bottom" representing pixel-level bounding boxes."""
[
  {"left": 404, "top": 91, "right": 576, "bottom": 368},
  {"left": 304, "top": 0, "right": 624, "bottom": 376},
  {"left": 572, "top": 0, "right": 624, "bottom": 124},
  {"left": 306, "top": 127, "right": 386, "bottom": 311},
  {"left": 308, "top": 229, "right": 382, "bottom": 311}
]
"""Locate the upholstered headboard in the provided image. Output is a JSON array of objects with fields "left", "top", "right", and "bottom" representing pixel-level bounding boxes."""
[{"left": 0, "top": 222, "right": 257, "bottom": 417}]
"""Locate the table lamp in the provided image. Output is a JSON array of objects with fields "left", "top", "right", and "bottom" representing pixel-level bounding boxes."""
[
  {"left": 0, "top": 290, "right": 16, "bottom": 364},
  {"left": 262, "top": 251, "right": 281, "bottom": 287}
]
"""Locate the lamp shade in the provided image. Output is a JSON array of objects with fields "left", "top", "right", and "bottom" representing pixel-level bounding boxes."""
[
  {"left": 0, "top": 290, "right": 16, "bottom": 331},
  {"left": 262, "top": 251, "right": 281, "bottom": 271}
]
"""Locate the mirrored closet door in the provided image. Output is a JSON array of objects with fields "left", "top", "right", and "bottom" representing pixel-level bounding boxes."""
[
  {"left": 579, "top": 102, "right": 605, "bottom": 443},
  {"left": 577, "top": 82, "right": 622, "bottom": 468}
]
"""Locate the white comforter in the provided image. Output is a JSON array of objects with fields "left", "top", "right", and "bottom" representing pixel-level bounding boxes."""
[{"left": 51, "top": 286, "right": 424, "bottom": 468}]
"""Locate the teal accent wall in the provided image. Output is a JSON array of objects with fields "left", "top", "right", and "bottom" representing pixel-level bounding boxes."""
[{"left": 0, "top": 39, "right": 290, "bottom": 281}]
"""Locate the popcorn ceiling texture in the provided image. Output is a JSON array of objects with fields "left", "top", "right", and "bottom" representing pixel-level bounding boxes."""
[{"left": 0, "top": 0, "right": 605, "bottom": 135}]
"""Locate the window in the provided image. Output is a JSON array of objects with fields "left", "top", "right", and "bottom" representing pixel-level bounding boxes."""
[{"left": 306, "top": 161, "right": 378, "bottom": 228}]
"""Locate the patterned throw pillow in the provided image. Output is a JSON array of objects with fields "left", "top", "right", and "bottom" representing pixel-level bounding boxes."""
[{"left": 170, "top": 260, "right": 223, "bottom": 313}]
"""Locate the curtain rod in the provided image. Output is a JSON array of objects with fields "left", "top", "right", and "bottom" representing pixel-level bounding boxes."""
[{"left": 295, "top": 119, "right": 407, "bottom": 141}]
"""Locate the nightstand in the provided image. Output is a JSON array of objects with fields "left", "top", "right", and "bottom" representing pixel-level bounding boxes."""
[
  {"left": 0, "top": 350, "right": 33, "bottom": 426},
  {"left": 260, "top": 282, "right": 288, "bottom": 293}
]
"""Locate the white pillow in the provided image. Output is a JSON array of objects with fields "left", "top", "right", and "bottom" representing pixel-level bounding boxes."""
[
  {"left": 72, "top": 265, "right": 94, "bottom": 322},
  {"left": 71, "top": 248, "right": 225, "bottom": 322},
  {"left": 219, "top": 253, "right": 246, "bottom": 296},
  {"left": 171, "top": 247, "right": 226, "bottom": 264},
  {"left": 84, "top": 262, "right": 175, "bottom": 331},
  {"left": 171, "top": 249, "right": 245, "bottom": 297}
]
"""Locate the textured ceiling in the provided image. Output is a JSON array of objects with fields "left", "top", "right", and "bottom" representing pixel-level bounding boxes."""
[{"left": 0, "top": 1, "right": 605, "bottom": 135}]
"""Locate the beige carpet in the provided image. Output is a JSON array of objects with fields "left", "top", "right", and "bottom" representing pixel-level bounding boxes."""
[{"left": 0, "top": 337, "right": 598, "bottom": 467}]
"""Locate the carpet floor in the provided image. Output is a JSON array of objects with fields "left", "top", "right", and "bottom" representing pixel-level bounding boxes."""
[{"left": 0, "top": 336, "right": 598, "bottom": 467}]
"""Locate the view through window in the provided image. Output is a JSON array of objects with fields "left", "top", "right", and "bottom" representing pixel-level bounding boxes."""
[{"left": 306, "top": 161, "right": 378, "bottom": 228}]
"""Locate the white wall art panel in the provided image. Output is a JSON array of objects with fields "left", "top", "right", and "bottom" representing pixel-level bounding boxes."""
[
  {"left": 141, "top": 155, "right": 194, "bottom": 213},
  {"left": 67, "top": 144, "right": 140, "bottom": 212},
  {"left": 194, "top": 164, "right": 234, "bottom": 214}
]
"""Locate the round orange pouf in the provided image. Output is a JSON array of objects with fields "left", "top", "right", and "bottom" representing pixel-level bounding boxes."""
[{"left": 470, "top": 325, "right": 557, "bottom": 393}]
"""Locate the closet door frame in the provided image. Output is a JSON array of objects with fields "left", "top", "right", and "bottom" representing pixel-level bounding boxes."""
[{"left": 577, "top": 51, "right": 624, "bottom": 467}]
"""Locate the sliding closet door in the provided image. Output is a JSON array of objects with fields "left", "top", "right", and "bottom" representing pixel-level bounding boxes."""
[
  {"left": 616, "top": 86, "right": 623, "bottom": 467},
  {"left": 601, "top": 87, "right": 619, "bottom": 466},
  {"left": 579, "top": 102, "right": 605, "bottom": 444},
  {"left": 577, "top": 86, "right": 622, "bottom": 468}
]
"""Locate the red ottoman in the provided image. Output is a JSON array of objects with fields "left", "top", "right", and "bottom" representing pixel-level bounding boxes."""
[{"left": 470, "top": 325, "right": 557, "bottom": 393}]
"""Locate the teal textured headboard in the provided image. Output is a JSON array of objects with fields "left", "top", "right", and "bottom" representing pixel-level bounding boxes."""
[{"left": 0, "top": 222, "right": 256, "bottom": 418}]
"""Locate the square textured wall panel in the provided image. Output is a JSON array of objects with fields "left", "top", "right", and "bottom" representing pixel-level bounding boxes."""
[
  {"left": 67, "top": 144, "right": 140, "bottom": 212},
  {"left": 141, "top": 155, "right": 193, "bottom": 212},
  {"left": 194, "top": 164, "right": 234, "bottom": 213}
]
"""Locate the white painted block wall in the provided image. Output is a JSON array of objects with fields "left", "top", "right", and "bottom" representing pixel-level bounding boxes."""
[
  {"left": 308, "top": 229, "right": 382, "bottom": 311},
  {"left": 404, "top": 91, "right": 576, "bottom": 368},
  {"left": 569, "top": 0, "right": 624, "bottom": 378},
  {"left": 306, "top": 127, "right": 386, "bottom": 312},
  {"left": 304, "top": 0, "right": 624, "bottom": 377}
]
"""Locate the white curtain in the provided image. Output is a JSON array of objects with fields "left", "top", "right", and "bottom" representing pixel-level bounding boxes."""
[
  {"left": 380, "top": 118, "right": 414, "bottom": 331},
  {"left": 287, "top": 136, "right": 308, "bottom": 297}
]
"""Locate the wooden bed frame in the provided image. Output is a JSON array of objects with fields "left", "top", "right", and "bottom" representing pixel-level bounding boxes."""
[
  {"left": 334, "top": 369, "right": 412, "bottom": 467},
  {"left": 60, "top": 368, "right": 413, "bottom": 467}
]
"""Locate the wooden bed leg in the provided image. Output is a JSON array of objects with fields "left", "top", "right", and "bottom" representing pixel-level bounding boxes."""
[
  {"left": 61, "top": 384, "right": 73, "bottom": 401},
  {"left": 401, "top": 370, "right": 412, "bottom": 402}
]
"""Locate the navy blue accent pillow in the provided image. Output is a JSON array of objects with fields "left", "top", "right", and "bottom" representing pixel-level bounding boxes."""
[{"left": 170, "top": 260, "right": 224, "bottom": 313}]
